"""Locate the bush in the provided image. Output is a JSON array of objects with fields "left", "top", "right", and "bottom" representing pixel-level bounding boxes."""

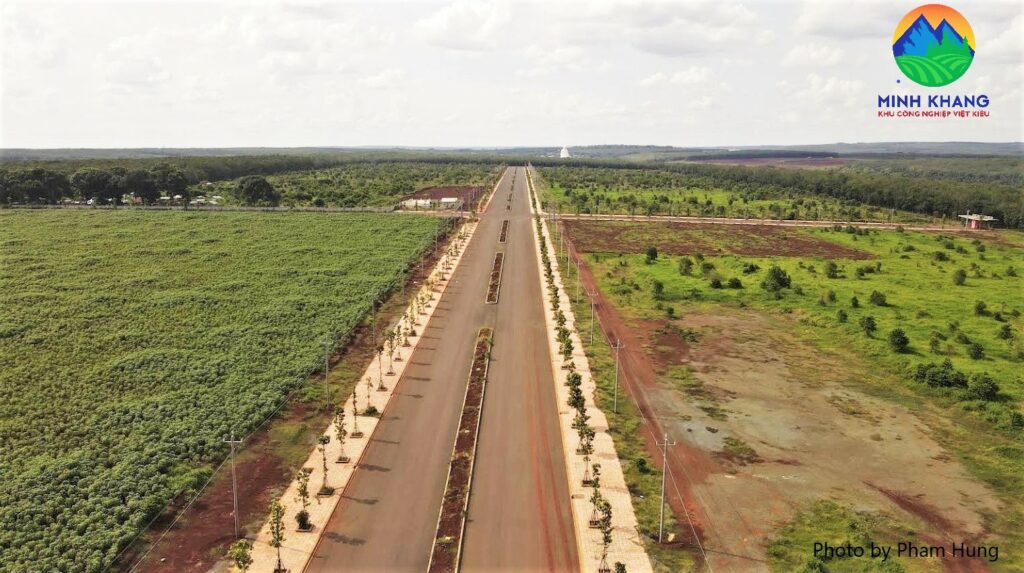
[
  {"left": 700, "top": 261, "right": 715, "bottom": 276},
  {"left": 645, "top": 246, "right": 658, "bottom": 264},
  {"left": 968, "top": 342, "right": 985, "bottom": 359},
  {"left": 998, "top": 324, "right": 1014, "bottom": 340},
  {"left": 850, "top": 296, "right": 860, "bottom": 308},
  {"left": 678, "top": 257, "right": 693, "bottom": 275},
  {"left": 651, "top": 279, "right": 665, "bottom": 300},
  {"left": 709, "top": 277, "right": 723, "bottom": 289},
  {"left": 869, "top": 291, "right": 887, "bottom": 306},
  {"left": 836, "top": 309, "right": 848, "bottom": 323},
  {"left": 953, "top": 269, "right": 966, "bottom": 285},
  {"left": 825, "top": 261, "right": 840, "bottom": 279},
  {"left": 913, "top": 359, "right": 967, "bottom": 388},
  {"left": 296, "top": 509, "right": 311, "bottom": 530},
  {"left": 741, "top": 262, "right": 760, "bottom": 274},
  {"left": 726, "top": 277, "right": 743, "bottom": 289},
  {"left": 974, "top": 300, "right": 988, "bottom": 316},
  {"left": 761, "top": 265, "right": 791, "bottom": 293},
  {"left": 888, "top": 328, "right": 910, "bottom": 352},
  {"left": 964, "top": 373, "right": 999, "bottom": 401},
  {"left": 858, "top": 316, "right": 877, "bottom": 336}
]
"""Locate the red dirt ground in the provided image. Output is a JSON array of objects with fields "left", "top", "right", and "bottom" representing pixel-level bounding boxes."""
[
  {"left": 560, "top": 230, "right": 717, "bottom": 568},
  {"left": 564, "top": 220, "right": 874, "bottom": 259}
]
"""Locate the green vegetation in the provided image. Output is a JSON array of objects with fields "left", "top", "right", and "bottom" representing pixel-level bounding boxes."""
[
  {"left": 0, "top": 159, "right": 500, "bottom": 208},
  {"left": 0, "top": 209, "right": 450, "bottom": 571},
  {"left": 574, "top": 224, "right": 1024, "bottom": 568},
  {"left": 534, "top": 163, "right": 1022, "bottom": 227},
  {"left": 767, "top": 501, "right": 924, "bottom": 572}
]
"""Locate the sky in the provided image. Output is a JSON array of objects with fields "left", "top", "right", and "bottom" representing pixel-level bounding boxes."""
[{"left": 1, "top": 0, "right": 1021, "bottom": 149}]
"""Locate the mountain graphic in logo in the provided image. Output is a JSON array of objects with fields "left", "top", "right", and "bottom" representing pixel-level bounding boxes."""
[{"left": 892, "top": 4, "right": 975, "bottom": 87}]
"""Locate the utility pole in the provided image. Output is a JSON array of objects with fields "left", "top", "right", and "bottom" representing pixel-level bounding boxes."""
[
  {"left": 657, "top": 433, "right": 676, "bottom": 544},
  {"left": 586, "top": 288, "right": 597, "bottom": 346},
  {"left": 612, "top": 339, "right": 624, "bottom": 414},
  {"left": 575, "top": 257, "right": 581, "bottom": 304},
  {"left": 324, "top": 338, "right": 331, "bottom": 411},
  {"left": 224, "top": 432, "right": 243, "bottom": 539}
]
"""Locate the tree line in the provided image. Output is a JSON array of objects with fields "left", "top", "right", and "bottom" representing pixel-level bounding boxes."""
[{"left": 532, "top": 159, "right": 1024, "bottom": 228}]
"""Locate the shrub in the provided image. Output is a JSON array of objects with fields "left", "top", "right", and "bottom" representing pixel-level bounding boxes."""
[
  {"left": 700, "top": 261, "right": 715, "bottom": 276},
  {"left": 858, "top": 316, "right": 877, "bottom": 336},
  {"left": 645, "top": 246, "right": 658, "bottom": 264},
  {"left": 760, "top": 266, "right": 791, "bottom": 293},
  {"left": 888, "top": 329, "right": 910, "bottom": 353},
  {"left": 678, "top": 257, "right": 693, "bottom": 275},
  {"left": 869, "top": 291, "right": 887, "bottom": 306},
  {"left": 953, "top": 269, "right": 966, "bottom": 285},
  {"left": 850, "top": 295, "right": 860, "bottom": 308},
  {"left": 933, "top": 251, "right": 949, "bottom": 262},
  {"left": 709, "top": 277, "right": 723, "bottom": 289},
  {"left": 825, "top": 261, "right": 840, "bottom": 279},
  {"left": 651, "top": 279, "right": 665, "bottom": 300},
  {"left": 836, "top": 309, "right": 848, "bottom": 323},
  {"left": 913, "top": 359, "right": 967, "bottom": 388},
  {"left": 974, "top": 300, "right": 988, "bottom": 316},
  {"left": 998, "top": 324, "right": 1014, "bottom": 340},
  {"left": 726, "top": 277, "right": 743, "bottom": 289},
  {"left": 964, "top": 373, "right": 999, "bottom": 401},
  {"left": 968, "top": 342, "right": 985, "bottom": 359},
  {"left": 741, "top": 263, "right": 760, "bottom": 275}
]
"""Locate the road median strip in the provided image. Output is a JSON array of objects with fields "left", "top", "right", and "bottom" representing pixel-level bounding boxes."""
[
  {"left": 485, "top": 252, "right": 504, "bottom": 304},
  {"left": 427, "top": 328, "right": 494, "bottom": 573}
]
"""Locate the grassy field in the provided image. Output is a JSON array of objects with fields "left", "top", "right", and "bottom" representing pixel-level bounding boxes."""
[
  {"left": 0, "top": 209, "right": 450, "bottom": 571},
  {"left": 568, "top": 223, "right": 1024, "bottom": 570},
  {"left": 194, "top": 161, "right": 500, "bottom": 208},
  {"left": 537, "top": 166, "right": 931, "bottom": 223}
]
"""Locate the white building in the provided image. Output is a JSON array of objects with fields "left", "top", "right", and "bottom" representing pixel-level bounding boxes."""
[{"left": 559, "top": 146, "right": 571, "bottom": 159}]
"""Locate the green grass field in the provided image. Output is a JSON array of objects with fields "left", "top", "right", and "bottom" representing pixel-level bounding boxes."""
[
  {"left": 0, "top": 209, "right": 449, "bottom": 571},
  {"left": 896, "top": 54, "right": 972, "bottom": 87},
  {"left": 570, "top": 224, "right": 1024, "bottom": 570}
]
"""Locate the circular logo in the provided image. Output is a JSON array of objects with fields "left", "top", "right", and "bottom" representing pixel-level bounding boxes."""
[{"left": 892, "top": 4, "right": 975, "bottom": 87}]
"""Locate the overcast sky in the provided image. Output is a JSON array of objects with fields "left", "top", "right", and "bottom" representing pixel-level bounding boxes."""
[{"left": 1, "top": 0, "right": 1021, "bottom": 149}]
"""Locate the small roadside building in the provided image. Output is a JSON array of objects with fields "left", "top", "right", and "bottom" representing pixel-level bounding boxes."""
[{"left": 958, "top": 213, "right": 998, "bottom": 230}]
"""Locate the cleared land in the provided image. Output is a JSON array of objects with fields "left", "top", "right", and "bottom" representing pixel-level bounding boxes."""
[
  {"left": 0, "top": 209, "right": 448, "bottom": 572},
  {"left": 561, "top": 220, "right": 1023, "bottom": 571}
]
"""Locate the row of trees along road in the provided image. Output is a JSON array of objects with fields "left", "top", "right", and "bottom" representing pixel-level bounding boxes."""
[{"left": 0, "top": 165, "right": 281, "bottom": 207}]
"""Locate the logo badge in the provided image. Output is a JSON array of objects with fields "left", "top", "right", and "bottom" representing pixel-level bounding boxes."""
[{"left": 892, "top": 4, "right": 975, "bottom": 87}]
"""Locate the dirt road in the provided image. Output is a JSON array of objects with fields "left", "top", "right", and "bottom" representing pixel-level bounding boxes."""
[
  {"left": 307, "top": 168, "right": 577, "bottom": 572},
  {"left": 460, "top": 169, "right": 578, "bottom": 571}
]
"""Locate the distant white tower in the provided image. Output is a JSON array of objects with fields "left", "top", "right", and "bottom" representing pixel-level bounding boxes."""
[{"left": 559, "top": 146, "right": 571, "bottom": 159}]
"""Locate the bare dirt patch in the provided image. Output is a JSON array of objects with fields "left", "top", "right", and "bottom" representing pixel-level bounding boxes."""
[
  {"left": 636, "top": 310, "right": 1001, "bottom": 572},
  {"left": 564, "top": 220, "right": 873, "bottom": 259}
]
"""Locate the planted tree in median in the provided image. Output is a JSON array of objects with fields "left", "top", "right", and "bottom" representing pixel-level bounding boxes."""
[{"left": 598, "top": 499, "right": 614, "bottom": 573}]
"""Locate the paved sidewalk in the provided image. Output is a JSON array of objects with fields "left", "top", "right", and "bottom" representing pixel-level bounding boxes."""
[
  {"left": 527, "top": 167, "right": 654, "bottom": 573},
  {"left": 245, "top": 220, "right": 478, "bottom": 573}
]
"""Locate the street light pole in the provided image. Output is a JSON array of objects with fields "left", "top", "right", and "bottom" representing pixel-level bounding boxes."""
[
  {"left": 657, "top": 433, "right": 676, "bottom": 544},
  {"left": 586, "top": 288, "right": 597, "bottom": 346},
  {"left": 224, "top": 432, "right": 243, "bottom": 539},
  {"left": 324, "top": 338, "right": 331, "bottom": 410}
]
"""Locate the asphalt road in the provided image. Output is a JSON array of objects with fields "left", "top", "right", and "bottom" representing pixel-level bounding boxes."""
[
  {"left": 460, "top": 169, "right": 578, "bottom": 572},
  {"left": 307, "top": 167, "right": 577, "bottom": 572}
]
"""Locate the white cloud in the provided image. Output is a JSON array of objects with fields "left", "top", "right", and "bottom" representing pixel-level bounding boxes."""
[
  {"left": 414, "top": 1, "right": 511, "bottom": 51},
  {"left": 985, "top": 14, "right": 1023, "bottom": 63},
  {"left": 640, "top": 66, "right": 715, "bottom": 87},
  {"left": 795, "top": 0, "right": 893, "bottom": 39},
  {"left": 359, "top": 68, "right": 407, "bottom": 89},
  {"left": 783, "top": 43, "right": 845, "bottom": 67}
]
